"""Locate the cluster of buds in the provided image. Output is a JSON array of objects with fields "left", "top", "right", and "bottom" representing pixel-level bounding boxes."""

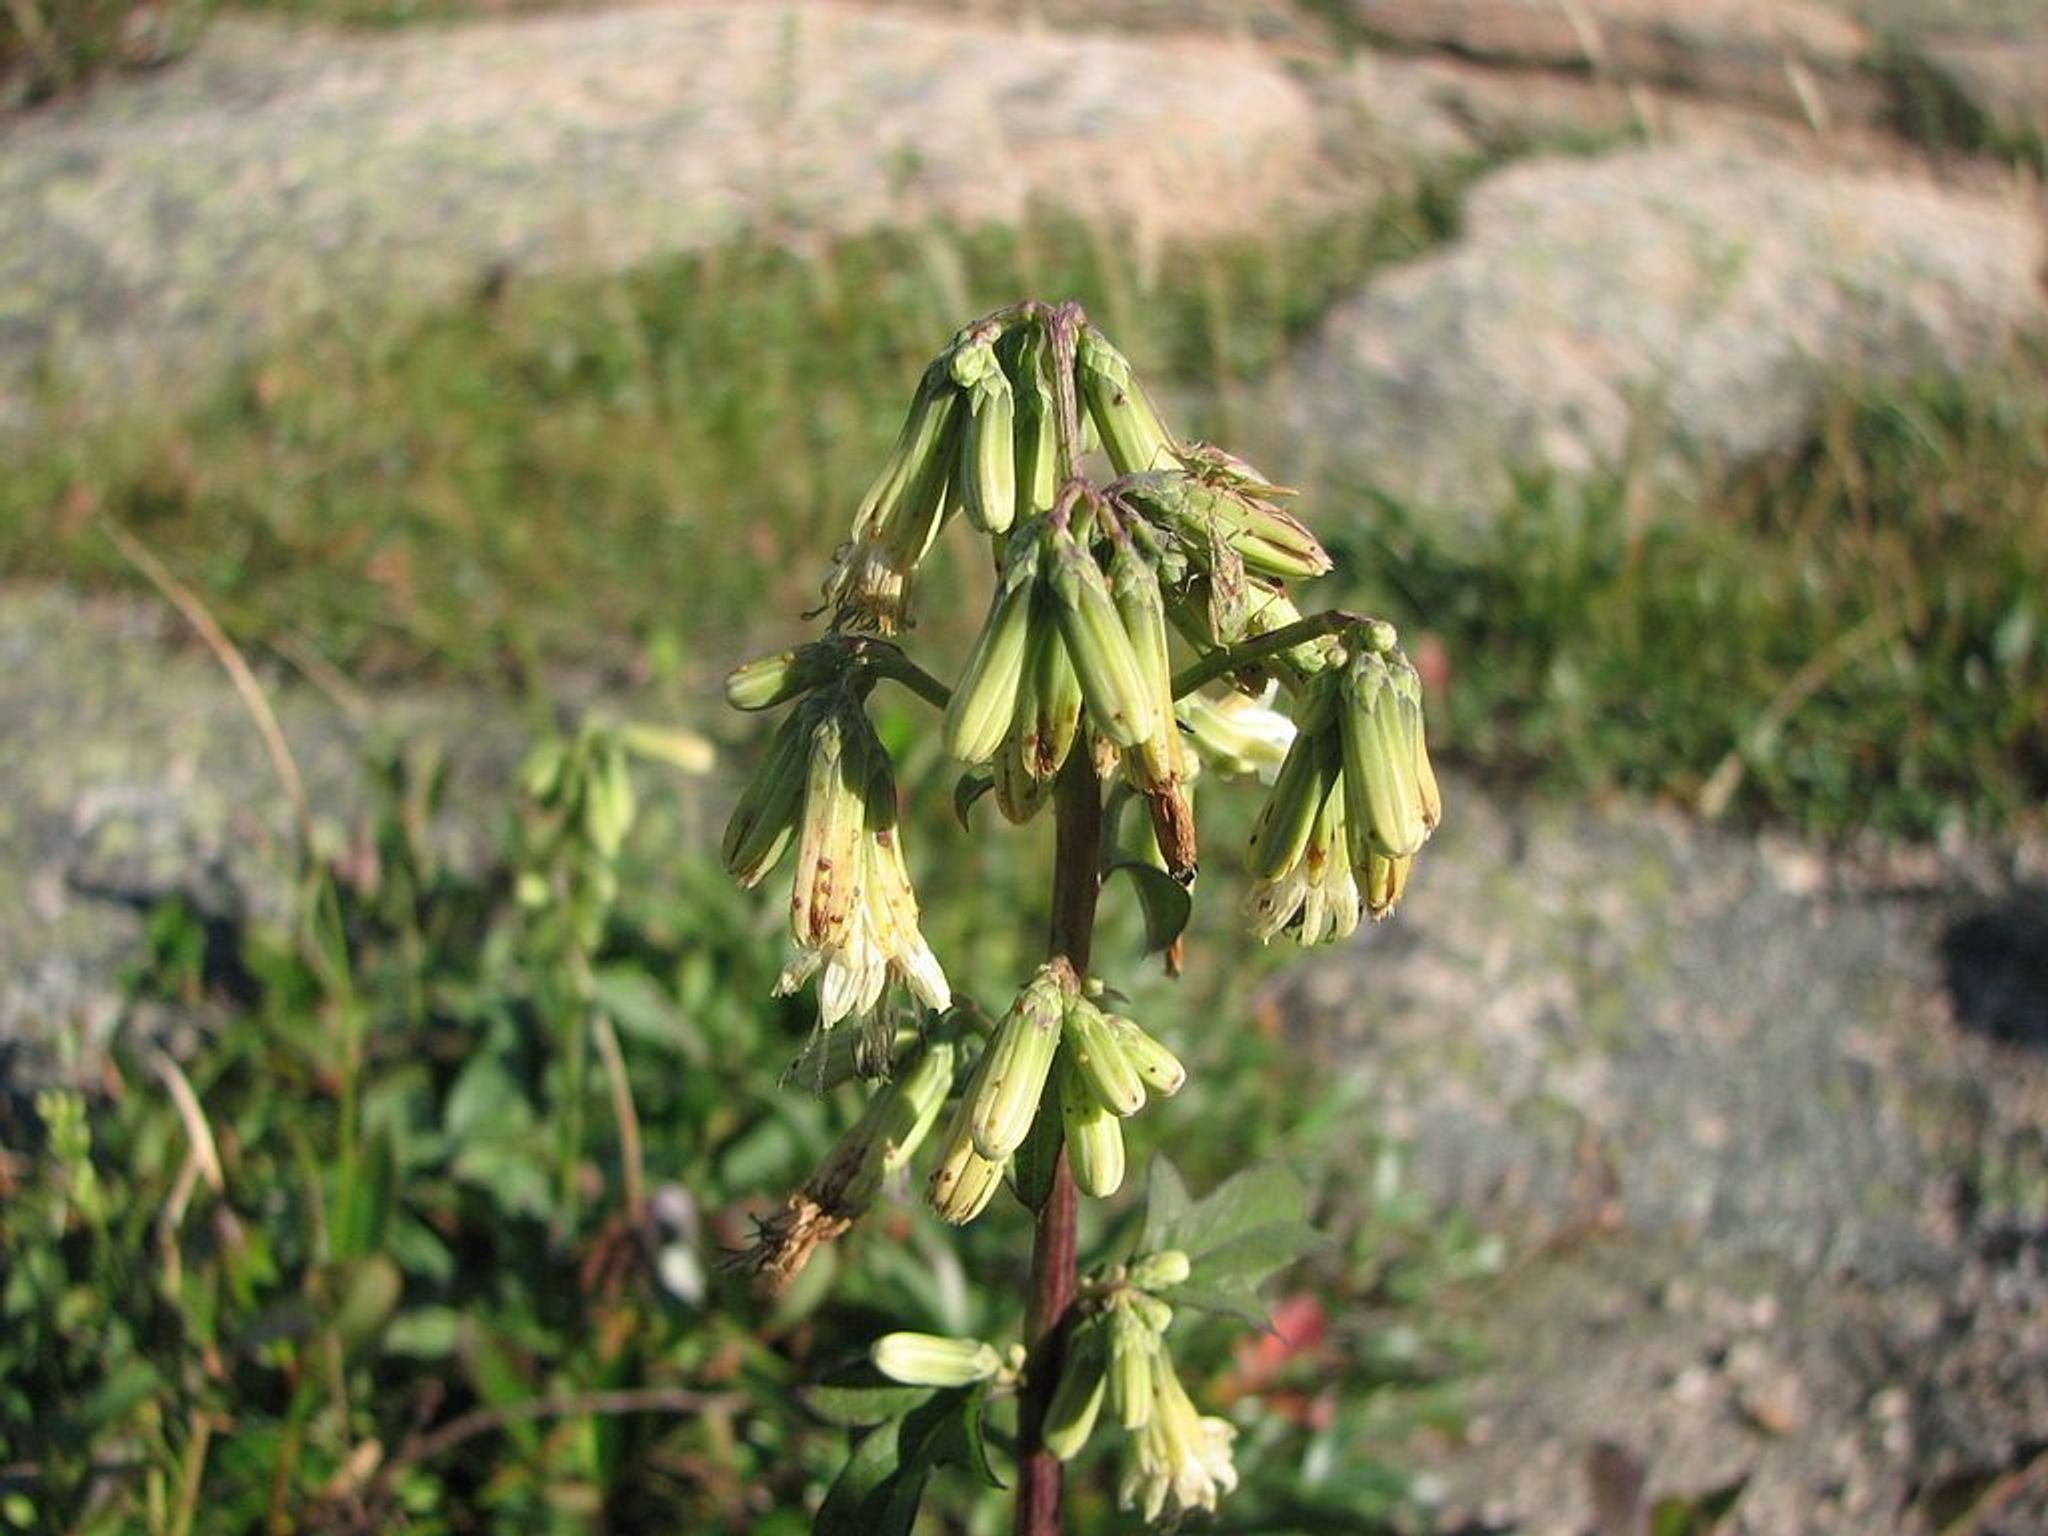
[
  {"left": 720, "top": 650, "right": 949, "bottom": 1034},
  {"left": 925, "top": 963, "right": 1185, "bottom": 1221},
  {"left": 823, "top": 317, "right": 1062, "bottom": 634},
  {"left": 788, "top": 300, "right": 1439, "bottom": 956},
  {"left": 1038, "top": 1250, "right": 1239, "bottom": 1524},
  {"left": 866, "top": 1249, "right": 1236, "bottom": 1531},
  {"left": 943, "top": 512, "right": 1195, "bottom": 878},
  {"left": 1243, "top": 622, "right": 1441, "bottom": 946},
  {"left": 518, "top": 719, "right": 712, "bottom": 952}
]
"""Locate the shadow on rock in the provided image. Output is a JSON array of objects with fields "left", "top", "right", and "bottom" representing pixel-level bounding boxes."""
[{"left": 1943, "top": 887, "right": 2048, "bottom": 1049}]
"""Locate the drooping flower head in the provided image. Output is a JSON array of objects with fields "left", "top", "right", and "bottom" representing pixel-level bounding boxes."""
[
  {"left": 722, "top": 681, "right": 949, "bottom": 1038},
  {"left": 1118, "top": 1330, "right": 1238, "bottom": 1524}
]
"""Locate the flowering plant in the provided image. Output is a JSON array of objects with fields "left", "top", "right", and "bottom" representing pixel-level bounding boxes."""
[{"left": 722, "top": 302, "right": 1439, "bottom": 1532}]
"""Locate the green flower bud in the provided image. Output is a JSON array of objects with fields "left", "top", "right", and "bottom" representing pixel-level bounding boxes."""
[
  {"left": 1043, "top": 1316, "right": 1110, "bottom": 1461},
  {"left": 1106, "top": 1015, "right": 1185, "bottom": 1098},
  {"left": 1107, "top": 1302, "right": 1159, "bottom": 1432},
  {"left": 1057, "top": 1047, "right": 1127, "bottom": 1199},
  {"left": 1127, "top": 1249, "right": 1192, "bottom": 1290},
  {"left": 1128, "top": 1292, "right": 1174, "bottom": 1335},
  {"left": 926, "top": 1110, "right": 1006, "bottom": 1226},
  {"left": 1063, "top": 996, "right": 1146, "bottom": 1118},
  {"left": 967, "top": 965, "right": 1068, "bottom": 1161},
  {"left": 1077, "top": 328, "right": 1176, "bottom": 475},
  {"left": 871, "top": 1331, "right": 1003, "bottom": 1388},
  {"left": 1339, "top": 648, "right": 1427, "bottom": 860}
]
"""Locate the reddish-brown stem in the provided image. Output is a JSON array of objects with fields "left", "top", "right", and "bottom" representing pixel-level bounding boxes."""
[{"left": 1016, "top": 746, "right": 1103, "bottom": 1536}]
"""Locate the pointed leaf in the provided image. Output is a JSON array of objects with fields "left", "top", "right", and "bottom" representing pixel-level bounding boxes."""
[
  {"left": 1140, "top": 1159, "right": 1320, "bottom": 1323},
  {"left": 1167, "top": 1277, "right": 1270, "bottom": 1327},
  {"left": 814, "top": 1393, "right": 964, "bottom": 1536},
  {"left": 330, "top": 1125, "right": 396, "bottom": 1261},
  {"left": 958, "top": 1391, "right": 1006, "bottom": 1489},
  {"left": 1137, "top": 1156, "right": 1193, "bottom": 1257},
  {"left": 1187, "top": 1221, "right": 1328, "bottom": 1296},
  {"left": 953, "top": 771, "right": 995, "bottom": 829},
  {"left": 593, "top": 965, "right": 706, "bottom": 1062},
  {"left": 816, "top": 1418, "right": 919, "bottom": 1536},
  {"left": 801, "top": 1363, "right": 937, "bottom": 1428},
  {"left": 1009, "top": 1102, "right": 1063, "bottom": 1214},
  {"left": 1162, "top": 1162, "right": 1306, "bottom": 1257},
  {"left": 1105, "top": 860, "right": 1192, "bottom": 955}
]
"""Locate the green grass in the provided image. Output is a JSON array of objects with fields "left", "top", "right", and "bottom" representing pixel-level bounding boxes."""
[
  {"left": 1874, "top": 34, "right": 2048, "bottom": 174},
  {"left": 5, "top": 200, "right": 1456, "bottom": 682},
  {"left": 224, "top": 0, "right": 595, "bottom": 24},
  {"left": 0, "top": 0, "right": 210, "bottom": 102},
  {"left": 1337, "top": 365, "right": 2048, "bottom": 839}
]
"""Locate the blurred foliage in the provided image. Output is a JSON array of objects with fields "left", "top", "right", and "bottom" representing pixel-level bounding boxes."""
[
  {"left": 0, "top": 0, "right": 209, "bottom": 104},
  {"left": 227, "top": 0, "right": 591, "bottom": 23},
  {"left": 1872, "top": 34, "right": 2047, "bottom": 173},
  {"left": 0, "top": 701, "right": 1491, "bottom": 1532}
]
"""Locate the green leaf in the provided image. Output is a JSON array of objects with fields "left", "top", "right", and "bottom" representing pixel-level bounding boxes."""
[
  {"left": 444, "top": 1053, "right": 535, "bottom": 1144},
  {"left": 957, "top": 1391, "right": 1005, "bottom": 1490},
  {"left": 450, "top": 1136, "right": 552, "bottom": 1220},
  {"left": 1166, "top": 1276, "right": 1269, "bottom": 1326},
  {"left": 1009, "top": 1102, "right": 1063, "bottom": 1214},
  {"left": 814, "top": 1394, "right": 961, "bottom": 1536},
  {"left": 1160, "top": 1161, "right": 1305, "bottom": 1254},
  {"left": 1104, "top": 860, "right": 1192, "bottom": 955},
  {"left": 953, "top": 771, "right": 995, "bottom": 829},
  {"left": 384, "top": 1307, "right": 463, "bottom": 1360},
  {"left": 1137, "top": 1156, "right": 1193, "bottom": 1258},
  {"left": 330, "top": 1124, "right": 397, "bottom": 1261},
  {"left": 385, "top": 1211, "right": 455, "bottom": 1285},
  {"left": 816, "top": 1416, "right": 920, "bottom": 1536},
  {"left": 1191, "top": 1222, "right": 1326, "bottom": 1293},
  {"left": 1649, "top": 1480, "right": 1747, "bottom": 1536},
  {"left": 801, "top": 1365, "right": 938, "bottom": 1428},
  {"left": 329, "top": 1254, "right": 402, "bottom": 1351},
  {"left": 1138, "top": 1158, "right": 1321, "bottom": 1324},
  {"left": 78, "top": 1359, "right": 163, "bottom": 1430},
  {"left": 468, "top": 1328, "right": 541, "bottom": 1455},
  {"left": 593, "top": 965, "right": 706, "bottom": 1062}
]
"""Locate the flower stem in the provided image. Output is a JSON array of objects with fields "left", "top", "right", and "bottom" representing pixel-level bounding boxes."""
[
  {"left": 1168, "top": 608, "right": 1370, "bottom": 699},
  {"left": 862, "top": 645, "right": 953, "bottom": 710},
  {"left": 1018, "top": 297, "right": 1098, "bottom": 1536},
  {"left": 1016, "top": 745, "right": 1102, "bottom": 1536}
]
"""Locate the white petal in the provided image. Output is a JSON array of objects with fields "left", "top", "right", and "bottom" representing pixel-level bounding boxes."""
[
  {"left": 896, "top": 937, "right": 952, "bottom": 1011},
  {"left": 817, "top": 956, "right": 861, "bottom": 1027},
  {"left": 1327, "top": 868, "right": 1361, "bottom": 940},
  {"left": 774, "top": 945, "right": 824, "bottom": 997}
]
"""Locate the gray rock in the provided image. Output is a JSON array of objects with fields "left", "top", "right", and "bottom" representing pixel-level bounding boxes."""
[
  {"left": 0, "top": 3, "right": 1320, "bottom": 432},
  {"left": 1325, "top": 48, "right": 1925, "bottom": 168},
  {"left": 1285, "top": 147, "right": 2047, "bottom": 539},
  {"left": 1274, "top": 779, "right": 2048, "bottom": 1532},
  {"left": 0, "top": 585, "right": 527, "bottom": 1078},
  {"left": 1340, "top": 0, "right": 1886, "bottom": 123}
]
